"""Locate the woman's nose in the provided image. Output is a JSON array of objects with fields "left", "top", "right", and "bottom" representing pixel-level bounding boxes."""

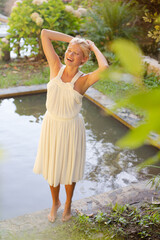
[{"left": 69, "top": 51, "right": 74, "bottom": 56}]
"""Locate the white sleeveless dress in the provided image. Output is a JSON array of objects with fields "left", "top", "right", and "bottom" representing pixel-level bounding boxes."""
[{"left": 33, "top": 65, "right": 86, "bottom": 187}]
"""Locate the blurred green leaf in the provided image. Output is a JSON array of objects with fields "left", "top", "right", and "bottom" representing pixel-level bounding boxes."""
[
  {"left": 116, "top": 123, "right": 151, "bottom": 148},
  {"left": 137, "top": 152, "right": 160, "bottom": 170},
  {"left": 116, "top": 88, "right": 160, "bottom": 148},
  {"left": 111, "top": 39, "right": 144, "bottom": 81},
  {"left": 126, "top": 89, "right": 160, "bottom": 110}
]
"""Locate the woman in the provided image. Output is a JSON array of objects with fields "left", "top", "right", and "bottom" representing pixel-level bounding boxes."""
[{"left": 33, "top": 29, "right": 108, "bottom": 222}]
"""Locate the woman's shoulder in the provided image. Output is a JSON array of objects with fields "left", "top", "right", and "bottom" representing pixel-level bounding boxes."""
[
  {"left": 78, "top": 67, "right": 87, "bottom": 77},
  {"left": 79, "top": 71, "right": 89, "bottom": 80}
]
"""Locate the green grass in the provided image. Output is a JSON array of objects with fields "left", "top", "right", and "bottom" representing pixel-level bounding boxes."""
[
  {"left": 23, "top": 67, "right": 50, "bottom": 86},
  {"left": 74, "top": 203, "right": 160, "bottom": 240},
  {"left": 94, "top": 78, "right": 137, "bottom": 101},
  {"left": 0, "top": 60, "right": 49, "bottom": 88},
  {"left": 0, "top": 72, "right": 20, "bottom": 88}
]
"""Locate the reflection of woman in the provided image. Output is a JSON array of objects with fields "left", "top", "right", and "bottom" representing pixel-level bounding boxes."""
[{"left": 33, "top": 29, "right": 108, "bottom": 222}]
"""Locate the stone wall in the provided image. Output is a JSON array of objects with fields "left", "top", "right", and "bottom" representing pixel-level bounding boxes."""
[{"left": 143, "top": 56, "right": 160, "bottom": 76}]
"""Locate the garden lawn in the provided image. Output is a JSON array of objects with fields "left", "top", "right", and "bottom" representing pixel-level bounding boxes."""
[{"left": 0, "top": 59, "right": 49, "bottom": 88}]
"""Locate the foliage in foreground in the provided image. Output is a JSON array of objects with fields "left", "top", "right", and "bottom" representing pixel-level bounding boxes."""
[{"left": 74, "top": 203, "right": 160, "bottom": 239}]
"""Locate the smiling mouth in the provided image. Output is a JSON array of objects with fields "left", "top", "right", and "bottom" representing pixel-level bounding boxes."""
[{"left": 67, "top": 58, "right": 73, "bottom": 62}]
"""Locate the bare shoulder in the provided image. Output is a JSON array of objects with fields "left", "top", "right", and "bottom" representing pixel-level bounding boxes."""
[
  {"left": 80, "top": 72, "right": 92, "bottom": 88},
  {"left": 76, "top": 72, "right": 91, "bottom": 95},
  {"left": 82, "top": 66, "right": 108, "bottom": 88}
]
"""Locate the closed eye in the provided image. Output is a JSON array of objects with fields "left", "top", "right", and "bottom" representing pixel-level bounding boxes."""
[
  {"left": 67, "top": 49, "right": 79, "bottom": 55},
  {"left": 72, "top": 51, "right": 79, "bottom": 55}
]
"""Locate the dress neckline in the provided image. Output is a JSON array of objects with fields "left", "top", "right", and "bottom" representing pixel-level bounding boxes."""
[
  {"left": 59, "top": 65, "right": 84, "bottom": 97},
  {"left": 60, "top": 65, "right": 81, "bottom": 84}
]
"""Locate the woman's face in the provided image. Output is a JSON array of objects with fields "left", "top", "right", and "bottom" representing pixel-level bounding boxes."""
[{"left": 64, "top": 43, "right": 86, "bottom": 67}]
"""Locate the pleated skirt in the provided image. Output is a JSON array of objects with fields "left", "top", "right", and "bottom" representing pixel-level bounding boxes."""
[{"left": 33, "top": 111, "right": 86, "bottom": 187}]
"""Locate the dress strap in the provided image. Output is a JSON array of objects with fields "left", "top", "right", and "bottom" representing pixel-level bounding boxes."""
[
  {"left": 58, "top": 65, "right": 65, "bottom": 79},
  {"left": 71, "top": 71, "right": 83, "bottom": 85}
]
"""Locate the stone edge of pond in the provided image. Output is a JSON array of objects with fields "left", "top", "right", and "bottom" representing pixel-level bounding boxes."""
[
  {"left": 1, "top": 180, "right": 160, "bottom": 239},
  {"left": 0, "top": 84, "right": 159, "bottom": 149}
]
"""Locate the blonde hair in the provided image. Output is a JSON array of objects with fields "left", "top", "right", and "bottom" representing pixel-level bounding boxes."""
[{"left": 69, "top": 37, "right": 90, "bottom": 59}]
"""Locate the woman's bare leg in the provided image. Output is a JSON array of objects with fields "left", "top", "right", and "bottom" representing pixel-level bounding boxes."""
[
  {"left": 62, "top": 182, "right": 76, "bottom": 221},
  {"left": 48, "top": 184, "right": 61, "bottom": 222}
]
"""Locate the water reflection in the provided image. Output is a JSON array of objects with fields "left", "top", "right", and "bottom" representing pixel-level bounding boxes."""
[{"left": 13, "top": 94, "right": 46, "bottom": 122}]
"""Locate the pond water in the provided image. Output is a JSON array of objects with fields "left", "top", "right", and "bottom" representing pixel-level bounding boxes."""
[{"left": 0, "top": 93, "right": 158, "bottom": 220}]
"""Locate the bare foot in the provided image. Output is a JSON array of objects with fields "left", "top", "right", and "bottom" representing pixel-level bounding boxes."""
[
  {"left": 62, "top": 203, "right": 72, "bottom": 222},
  {"left": 48, "top": 201, "right": 61, "bottom": 223}
]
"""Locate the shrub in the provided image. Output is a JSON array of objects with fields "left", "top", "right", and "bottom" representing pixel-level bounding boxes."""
[
  {"left": 0, "top": 37, "right": 11, "bottom": 61},
  {"left": 132, "top": 0, "right": 160, "bottom": 43},
  {"left": 71, "top": 0, "right": 95, "bottom": 8},
  {"left": 143, "top": 72, "right": 160, "bottom": 89},
  {"left": 129, "top": 0, "right": 160, "bottom": 58},
  {"left": 6, "top": 0, "right": 82, "bottom": 59},
  {"left": 83, "top": 0, "right": 141, "bottom": 62}
]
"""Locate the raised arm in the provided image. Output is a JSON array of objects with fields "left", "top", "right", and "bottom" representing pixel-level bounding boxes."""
[
  {"left": 41, "top": 29, "right": 73, "bottom": 76},
  {"left": 85, "top": 40, "right": 109, "bottom": 87}
]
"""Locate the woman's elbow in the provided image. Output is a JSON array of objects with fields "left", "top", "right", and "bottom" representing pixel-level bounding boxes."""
[
  {"left": 100, "top": 64, "right": 109, "bottom": 71},
  {"left": 41, "top": 29, "right": 47, "bottom": 37}
]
